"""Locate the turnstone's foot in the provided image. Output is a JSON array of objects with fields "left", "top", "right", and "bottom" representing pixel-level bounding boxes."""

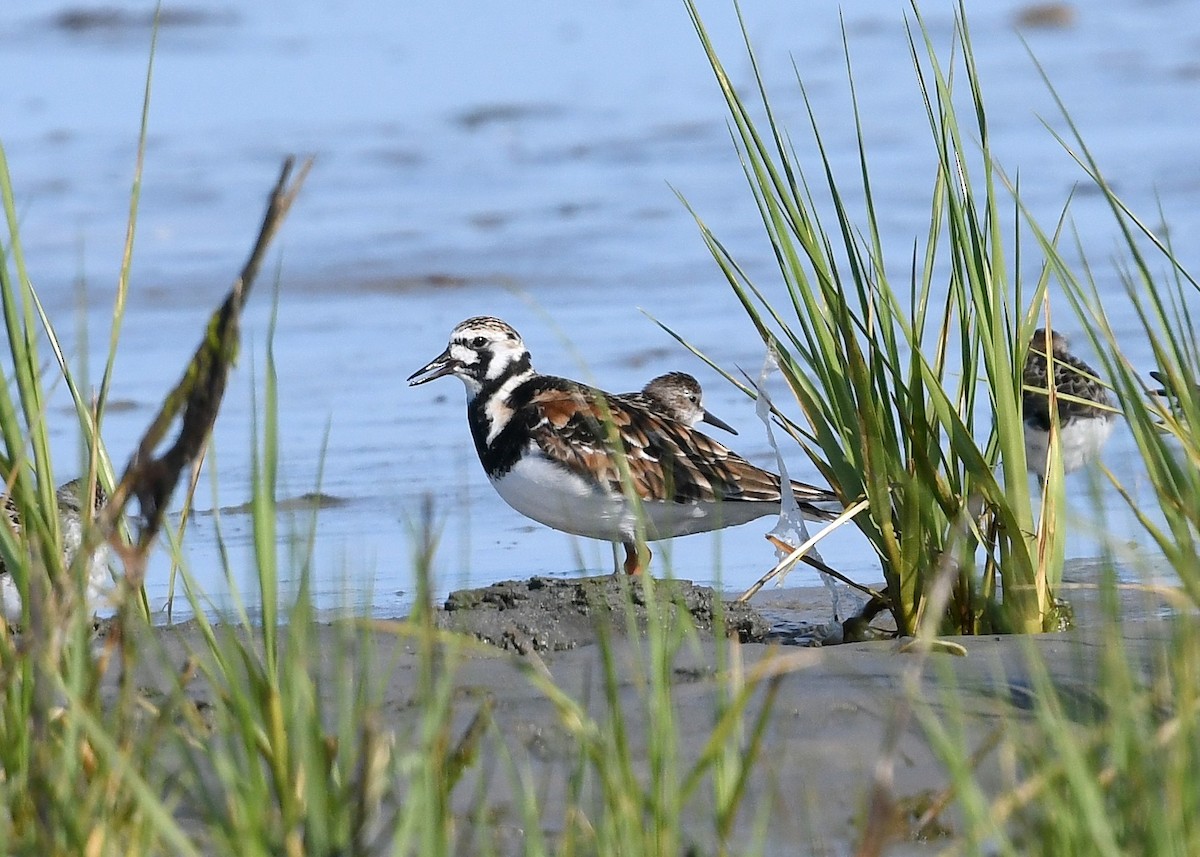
[
  {"left": 408, "top": 316, "right": 845, "bottom": 577},
  {"left": 1022, "top": 328, "right": 1117, "bottom": 480}
]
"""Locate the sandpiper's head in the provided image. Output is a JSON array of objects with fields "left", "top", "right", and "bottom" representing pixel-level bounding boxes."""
[
  {"left": 1029, "top": 328, "right": 1069, "bottom": 356},
  {"left": 408, "top": 316, "right": 531, "bottom": 396},
  {"left": 55, "top": 477, "right": 107, "bottom": 516},
  {"left": 641, "top": 372, "right": 737, "bottom": 434}
]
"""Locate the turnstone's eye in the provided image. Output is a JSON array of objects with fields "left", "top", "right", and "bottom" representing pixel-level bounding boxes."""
[{"left": 471, "top": 336, "right": 487, "bottom": 348}]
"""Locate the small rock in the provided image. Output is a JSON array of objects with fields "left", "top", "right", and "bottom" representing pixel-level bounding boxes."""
[{"left": 1015, "top": 3, "right": 1076, "bottom": 29}]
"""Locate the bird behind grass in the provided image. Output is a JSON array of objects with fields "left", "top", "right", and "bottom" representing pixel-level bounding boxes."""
[
  {"left": 1022, "top": 328, "right": 1117, "bottom": 481},
  {"left": 0, "top": 477, "right": 112, "bottom": 621}
]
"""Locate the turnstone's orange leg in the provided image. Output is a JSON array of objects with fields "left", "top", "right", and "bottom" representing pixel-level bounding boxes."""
[{"left": 622, "top": 541, "right": 650, "bottom": 576}]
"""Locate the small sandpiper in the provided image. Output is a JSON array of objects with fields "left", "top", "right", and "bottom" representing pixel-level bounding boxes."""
[
  {"left": 621, "top": 372, "right": 737, "bottom": 434},
  {"left": 408, "top": 316, "right": 842, "bottom": 575},
  {"left": 0, "top": 477, "right": 111, "bottom": 621},
  {"left": 1022, "top": 328, "right": 1116, "bottom": 481}
]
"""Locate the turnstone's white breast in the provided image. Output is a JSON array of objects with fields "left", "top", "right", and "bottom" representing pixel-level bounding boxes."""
[
  {"left": 409, "top": 316, "right": 842, "bottom": 575},
  {"left": 1022, "top": 328, "right": 1117, "bottom": 481}
]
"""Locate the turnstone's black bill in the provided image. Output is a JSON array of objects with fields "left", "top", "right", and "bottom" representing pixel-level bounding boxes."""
[
  {"left": 409, "top": 316, "right": 841, "bottom": 575},
  {"left": 621, "top": 372, "right": 737, "bottom": 435},
  {"left": 1022, "top": 328, "right": 1117, "bottom": 480},
  {"left": 0, "top": 477, "right": 111, "bottom": 620}
]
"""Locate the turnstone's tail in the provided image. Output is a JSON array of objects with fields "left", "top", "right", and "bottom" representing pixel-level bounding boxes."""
[{"left": 1150, "top": 369, "right": 1200, "bottom": 402}]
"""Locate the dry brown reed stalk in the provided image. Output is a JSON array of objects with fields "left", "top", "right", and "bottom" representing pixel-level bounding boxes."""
[{"left": 99, "top": 156, "right": 313, "bottom": 587}]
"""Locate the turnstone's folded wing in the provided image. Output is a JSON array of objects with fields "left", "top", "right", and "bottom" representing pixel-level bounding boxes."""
[
  {"left": 1024, "top": 330, "right": 1116, "bottom": 430},
  {"left": 517, "top": 381, "right": 838, "bottom": 519}
]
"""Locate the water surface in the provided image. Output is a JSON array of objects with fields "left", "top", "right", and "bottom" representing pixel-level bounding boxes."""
[{"left": 2, "top": 0, "right": 1198, "bottom": 618}]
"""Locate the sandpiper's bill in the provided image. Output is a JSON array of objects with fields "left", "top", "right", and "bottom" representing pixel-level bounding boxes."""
[{"left": 620, "top": 371, "right": 736, "bottom": 434}]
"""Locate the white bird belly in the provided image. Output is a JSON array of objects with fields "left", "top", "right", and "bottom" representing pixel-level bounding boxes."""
[
  {"left": 491, "top": 454, "right": 779, "bottom": 544},
  {"left": 1025, "top": 415, "right": 1114, "bottom": 476},
  {"left": 1059, "top": 416, "right": 1114, "bottom": 473},
  {"left": 0, "top": 539, "right": 113, "bottom": 623}
]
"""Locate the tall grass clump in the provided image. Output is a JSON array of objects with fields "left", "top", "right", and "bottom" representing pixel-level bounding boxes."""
[
  {"left": 0, "top": 68, "right": 314, "bottom": 848},
  {"left": 0, "top": 111, "right": 119, "bottom": 853},
  {"left": 1012, "top": 60, "right": 1200, "bottom": 607},
  {"left": 684, "top": 0, "right": 1083, "bottom": 634},
  {"left": 0, "top": 131, "right": 183, "bottom": 852},
  {"left": 935, "top": 75, "right": 1200, "bottom": 850},
  {"left": 827, "top": 21, "right": 1200, "bottom": 856}
]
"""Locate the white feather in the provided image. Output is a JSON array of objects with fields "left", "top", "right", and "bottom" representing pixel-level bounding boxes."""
[
  {"left": 491, "top": 449, "right": 779, "bottom": 545},
  {"left": 1025, "top": 414, "right": 1115, "bottom": 477},
  {"left": 0, "top": 539, "right": 113, "bottom": 624}
]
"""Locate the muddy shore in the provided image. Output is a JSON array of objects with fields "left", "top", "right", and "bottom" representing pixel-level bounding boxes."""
[{"left": 111, "top": 575, "right": 1185, "bottom": 855}]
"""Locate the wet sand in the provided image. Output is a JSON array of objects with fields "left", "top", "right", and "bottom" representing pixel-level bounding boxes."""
[{"left": 107, "top": 576, "right": 1185, "bottom": 854}]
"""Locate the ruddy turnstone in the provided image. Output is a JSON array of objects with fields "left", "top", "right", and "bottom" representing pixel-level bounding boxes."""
[
  {"left": 622, "top": 372, "right": 737, "bottom": 434},
  {"left": 408, "top": 316, "right": 841, "bottom": 575},
  {"left": 0, "top": 477, "right": 111, "bottom": 621},
  {"left": 1022, "top": 328, "right": 1116, "bottom": 480}
]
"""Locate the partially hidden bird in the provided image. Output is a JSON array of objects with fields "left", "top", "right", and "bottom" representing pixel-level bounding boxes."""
[{"left": 1022, "top": 328, "right": 1116, "bottom": 481}]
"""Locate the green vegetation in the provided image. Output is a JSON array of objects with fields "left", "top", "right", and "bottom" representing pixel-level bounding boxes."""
[
  {"left": 683, "top": 0, "right": 1081, "bottom": 635},
  {"left": 681, "top": 0, "right": 1200, "bottom": 853},
  {"left": 0, "top": 1, "right": 1196, "bottom": 855}
]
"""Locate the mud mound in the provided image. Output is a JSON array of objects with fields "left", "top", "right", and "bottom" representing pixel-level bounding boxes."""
[{"left": 436, "top": 575, "right": 769, "bottom": 653}]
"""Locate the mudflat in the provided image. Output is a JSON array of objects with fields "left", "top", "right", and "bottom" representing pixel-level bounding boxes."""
[{"left": 111, "top": 575, "right": 1186, "bottom": 855}]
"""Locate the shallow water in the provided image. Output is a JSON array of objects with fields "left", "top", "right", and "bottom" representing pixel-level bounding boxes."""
[{"left": 2, "top": 0, "right": 1198, "bottom": 618}]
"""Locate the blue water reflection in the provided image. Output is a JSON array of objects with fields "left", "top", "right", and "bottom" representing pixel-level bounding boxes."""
[{"left": 1, "top": 0, "right": 1196, "bottom": 617}]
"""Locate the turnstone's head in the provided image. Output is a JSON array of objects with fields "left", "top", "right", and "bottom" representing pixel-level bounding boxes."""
[
  {"left": 408, "top": 316, "right": 532, "bottom": 396},
  {"left": 640, "top": 372, "right": 737, "bottom": 434}
]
